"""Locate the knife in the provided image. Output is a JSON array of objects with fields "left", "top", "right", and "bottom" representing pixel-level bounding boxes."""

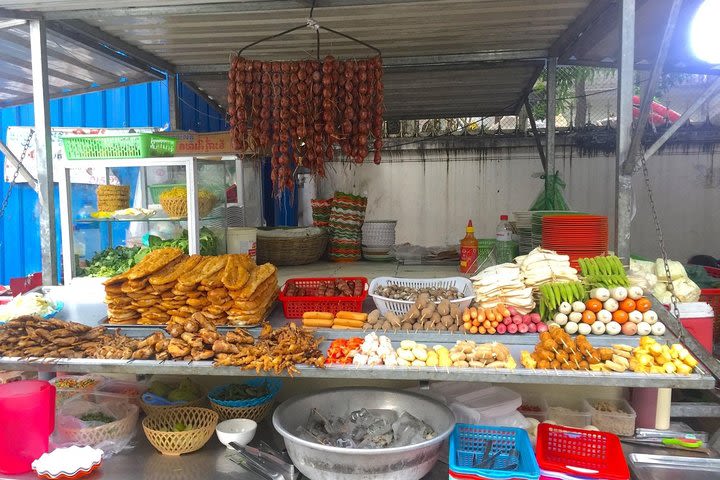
[{"left": 621, "top": 438, "right": 710, "bottom": 455}]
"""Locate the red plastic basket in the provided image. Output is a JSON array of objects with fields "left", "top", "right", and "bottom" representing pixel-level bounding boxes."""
[
  {"left": 701, "top": 266, "right": 720, "bottom": 341},
  {"left": 278, "top": 277, "right": 368, "bottom": 319},
  {"left": 535, "top": 424, "right": 629, "bottom": 480}
]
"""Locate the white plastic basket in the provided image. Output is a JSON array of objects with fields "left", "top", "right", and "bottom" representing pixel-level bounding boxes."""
[
  {"left": 361, "top": 221, "right": 397, "bottom": 247},
  {"left": 369, "top": 276, "right": 474, "bottom": 316}
]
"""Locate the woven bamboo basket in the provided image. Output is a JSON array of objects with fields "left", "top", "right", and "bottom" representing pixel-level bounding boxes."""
[
  {"left": 256, "top": 227, "right": 328, "bottom": 266},
  {"left": 58, "top": 404, "right": 139, "bottom": 448},
  {"left": 159, "top": 189, "right": 215, "bottom": 218},
  {"left": 140, "top": 393, "right": 206, "bottom": 416},
  {"left": 210, "top": 400, "right": 274, "bottom": 422},
  {"left": 142, "top": 407, "right": 218, "bottom": 456}
]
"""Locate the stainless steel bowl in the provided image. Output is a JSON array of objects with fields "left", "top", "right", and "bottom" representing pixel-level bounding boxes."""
[{"left": 272, "top": 387, "right": 455, "bottom": 480}]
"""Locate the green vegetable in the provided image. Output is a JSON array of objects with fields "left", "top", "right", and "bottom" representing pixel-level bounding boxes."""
[
  {"left": 79, "top": 246, "right": 141, "bottom": 277},
  {"left": 80, "top": 412, "right": 116, "bottom": 424},
  {"left": 215, "top": 382, "right": 270, "bottom": 402},
  {"left": 79, "top": 228, "right": 218, "bottom": 277}
]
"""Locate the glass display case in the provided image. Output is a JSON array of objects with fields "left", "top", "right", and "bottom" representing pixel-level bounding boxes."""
[{"left": 58, "top": 156, "right": 237, "bottom": 282}]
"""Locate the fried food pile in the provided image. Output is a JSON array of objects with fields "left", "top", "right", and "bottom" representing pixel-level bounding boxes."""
[
  {"left": 520, "top": 325, "right": 604, "bottom": 370},
  {"left": 0, "top": 314, "right": 326, "bottom": 375},
  {"left": 104, "top": 248, "right": 278, "bottom": 327},
  {"left": 215, "top": 322, "right": 325, "bottom": 375},
  {"left": 0, "top": 316, "right": 139, "bottom": 359},
  {"left": 132, "top": 311, "right": 254, "bottom": 362}
]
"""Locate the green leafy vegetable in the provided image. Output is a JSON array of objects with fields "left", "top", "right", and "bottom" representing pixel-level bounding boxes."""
[
  {"left": 79, "top": 412, "right": 116, "bottom": 424},
  {"left": 79, "top": 228, "right": 218, "bottom": 277}
]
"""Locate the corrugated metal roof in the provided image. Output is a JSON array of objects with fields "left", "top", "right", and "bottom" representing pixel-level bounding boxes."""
[
  {"left": 5, "top": 0, "right": 598, "bottom": 117},
  {"left": 7, "top": 0, "right": 712, "bottom": 117},
  {"left": 0, "top": 23, "right": 159, "bottom": 108}
]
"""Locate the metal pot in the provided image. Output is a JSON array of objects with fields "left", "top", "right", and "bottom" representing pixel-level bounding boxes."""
[{"left": 272, "top": 387, "right": 455, "bottom": 480}]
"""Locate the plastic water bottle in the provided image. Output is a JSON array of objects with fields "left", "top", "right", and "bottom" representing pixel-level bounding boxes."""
[{"left": 495, "top": 215, "right": 517, "bottom": 263}]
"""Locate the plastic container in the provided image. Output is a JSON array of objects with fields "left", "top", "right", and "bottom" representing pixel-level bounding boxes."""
[
  {"left": 546, "top": 403, "right": 591, "bottom": 429},
  {"left": 50, "top": 375, "right": 105, "bottom": 406},
  {"left": 0, "top": 380, "right": 56, "bottom": 474},
  {"left": 227, "top": 227, "right": 257, "bottom": 261},
  {"left": 675, "top": 301, "right": 714, "bottom": 351},
  {"left": 450, "top": 387, "right": 523, "bottom": 426},
  {"left": 279, "top": 277, "right": 368, "bottom": 319},
  {"left": 449, "top": 424, "right": 540, "bottom": 480},
  {"left": 95, "top": 379, "right": 147, "bottom": 407},
  {"left": 583, "top": 398, "right": 636, "bottom": 437},
  {"left": 699, "top": 266, "right": 720, "bottom": 339},
  {"left": 369, "top": 276, "right": 474, "bottom": 316},
  {"left": 361, "top": 220, "right": 397, "bottom": 247},
  {"left": 62, "top": 133, "right": 177, "bottom": 160},
  {"left": 148, "top": 183, "right": 184, "bottom": 203},
  {"left": 519, "top": 396, "right": 548, "bottom": 422},
  {"left": 535, "top": 423, "right": 629, "bottom": 480}
]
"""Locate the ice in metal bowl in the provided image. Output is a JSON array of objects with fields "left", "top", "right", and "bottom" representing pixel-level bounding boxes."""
[{"left": 273, "top": 387, "right": 455, "bottom": 480}]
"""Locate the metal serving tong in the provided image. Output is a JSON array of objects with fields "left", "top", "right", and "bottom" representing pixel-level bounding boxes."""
[{"left": 227, "top": 442, "right": 299, "bottom": 480}]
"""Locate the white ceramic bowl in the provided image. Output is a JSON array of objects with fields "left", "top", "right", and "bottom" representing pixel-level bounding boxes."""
[{"left": 215, "top": 419, "right": 257, "bottom": 448}]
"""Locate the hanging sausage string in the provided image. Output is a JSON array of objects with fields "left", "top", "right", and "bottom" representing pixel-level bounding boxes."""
[{"left": 227, "top": 7, "right": 384, "bottom": 194}]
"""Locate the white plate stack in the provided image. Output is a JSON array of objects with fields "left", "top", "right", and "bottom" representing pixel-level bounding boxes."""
[{"left": 361, "top": 220, "right": 397, "bottom": 261}]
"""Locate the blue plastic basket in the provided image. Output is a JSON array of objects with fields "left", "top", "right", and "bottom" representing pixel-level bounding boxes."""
[
  {"left": 208, "top": 378, "right": 281, "bottom": 408},
  {"left": 449, "top": 424, "right": 540, "bottom": 480}
]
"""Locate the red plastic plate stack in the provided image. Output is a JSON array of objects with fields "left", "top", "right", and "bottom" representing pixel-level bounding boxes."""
[{"left": 541, "top": 215, "right": 608, "bottom": 269}]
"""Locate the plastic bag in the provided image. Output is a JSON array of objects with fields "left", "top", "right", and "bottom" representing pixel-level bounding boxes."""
[
  {"left": 530, "top": 172, "right": 570, "bottom": 211},
  {"left": 628, "top": 263, "right": 658, "bottom": 291},
  {"left": 653, "top": 278, "right": 701, "bottom": 303},
  {"left": 654, "top": 259, "right": 687, "bottom": 282},
  {"left": 53, "top": 393, "right": 138, "bottom": 458}
]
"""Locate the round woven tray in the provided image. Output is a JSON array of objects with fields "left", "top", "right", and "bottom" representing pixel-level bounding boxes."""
[
  {"left": 143, "top": 407, "right": 218, "bottom": 456},
  {"left": 210, "top": 400, "right": 274, "bottom": 422},
  {"left": 140, "top": 394, "right": 206, "bottom": 416},
  {"left": 58, "top": 404, "right": 139, "bottom": 448},
  {"left": 256, "top": 228, "right": 328, "bottom": 266}
]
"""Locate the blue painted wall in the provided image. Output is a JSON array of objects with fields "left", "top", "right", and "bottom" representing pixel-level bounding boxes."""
[{"left": 0, "top": 78, "right": 227, "bottom": 284}]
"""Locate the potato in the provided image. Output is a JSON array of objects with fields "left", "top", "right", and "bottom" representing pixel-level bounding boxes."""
[
  {"left": 400, "top": 322, "right": 414, "bottom": 331},
  {"left": 412, "top": 322, "right": 422, "bottom": 331},
  {"left": 437, "top": 299, "right": 451, "bottom": 316},
  {"left": 448, "top": 324, "right": 458, "bottom": 333},
  {"left": 453, "top": 360, "right": 470, "bottom": 368},
  {"left": 367, "top": 310, "right": 381, "bottom": 325},
  {"left": 423, "top": 320, "right": 435, "bottom": 330},
  {"left": 449, "top": 303, "right": 460, "bottom": 318},
  {"left": 441, "top": 315, "right": 454, "bottom": 328},
  {"left": 435, "top": 323, "right": 447, "bottom": 331},
  {"left": 363, "top": 322, "right": 372, "bottom": 329},
  {"left": 430, "top": 312, "right": 442, "bottom": 325},
  {"left": 418, "top": 293, "right": 431, "bottom": 305},
  {"left": 381, "top": 320, "right": 392, "bottom": 330},
  {"left": 386, "top": 312, "right": 402, "bottom": 327},
  {"left": 403, "top": 308, "right": 419, "bottom": 322}
]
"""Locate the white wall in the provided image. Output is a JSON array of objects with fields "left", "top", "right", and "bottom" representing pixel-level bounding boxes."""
[{"left": 318, "top": 137, "right": 720, "bottom": 261}]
